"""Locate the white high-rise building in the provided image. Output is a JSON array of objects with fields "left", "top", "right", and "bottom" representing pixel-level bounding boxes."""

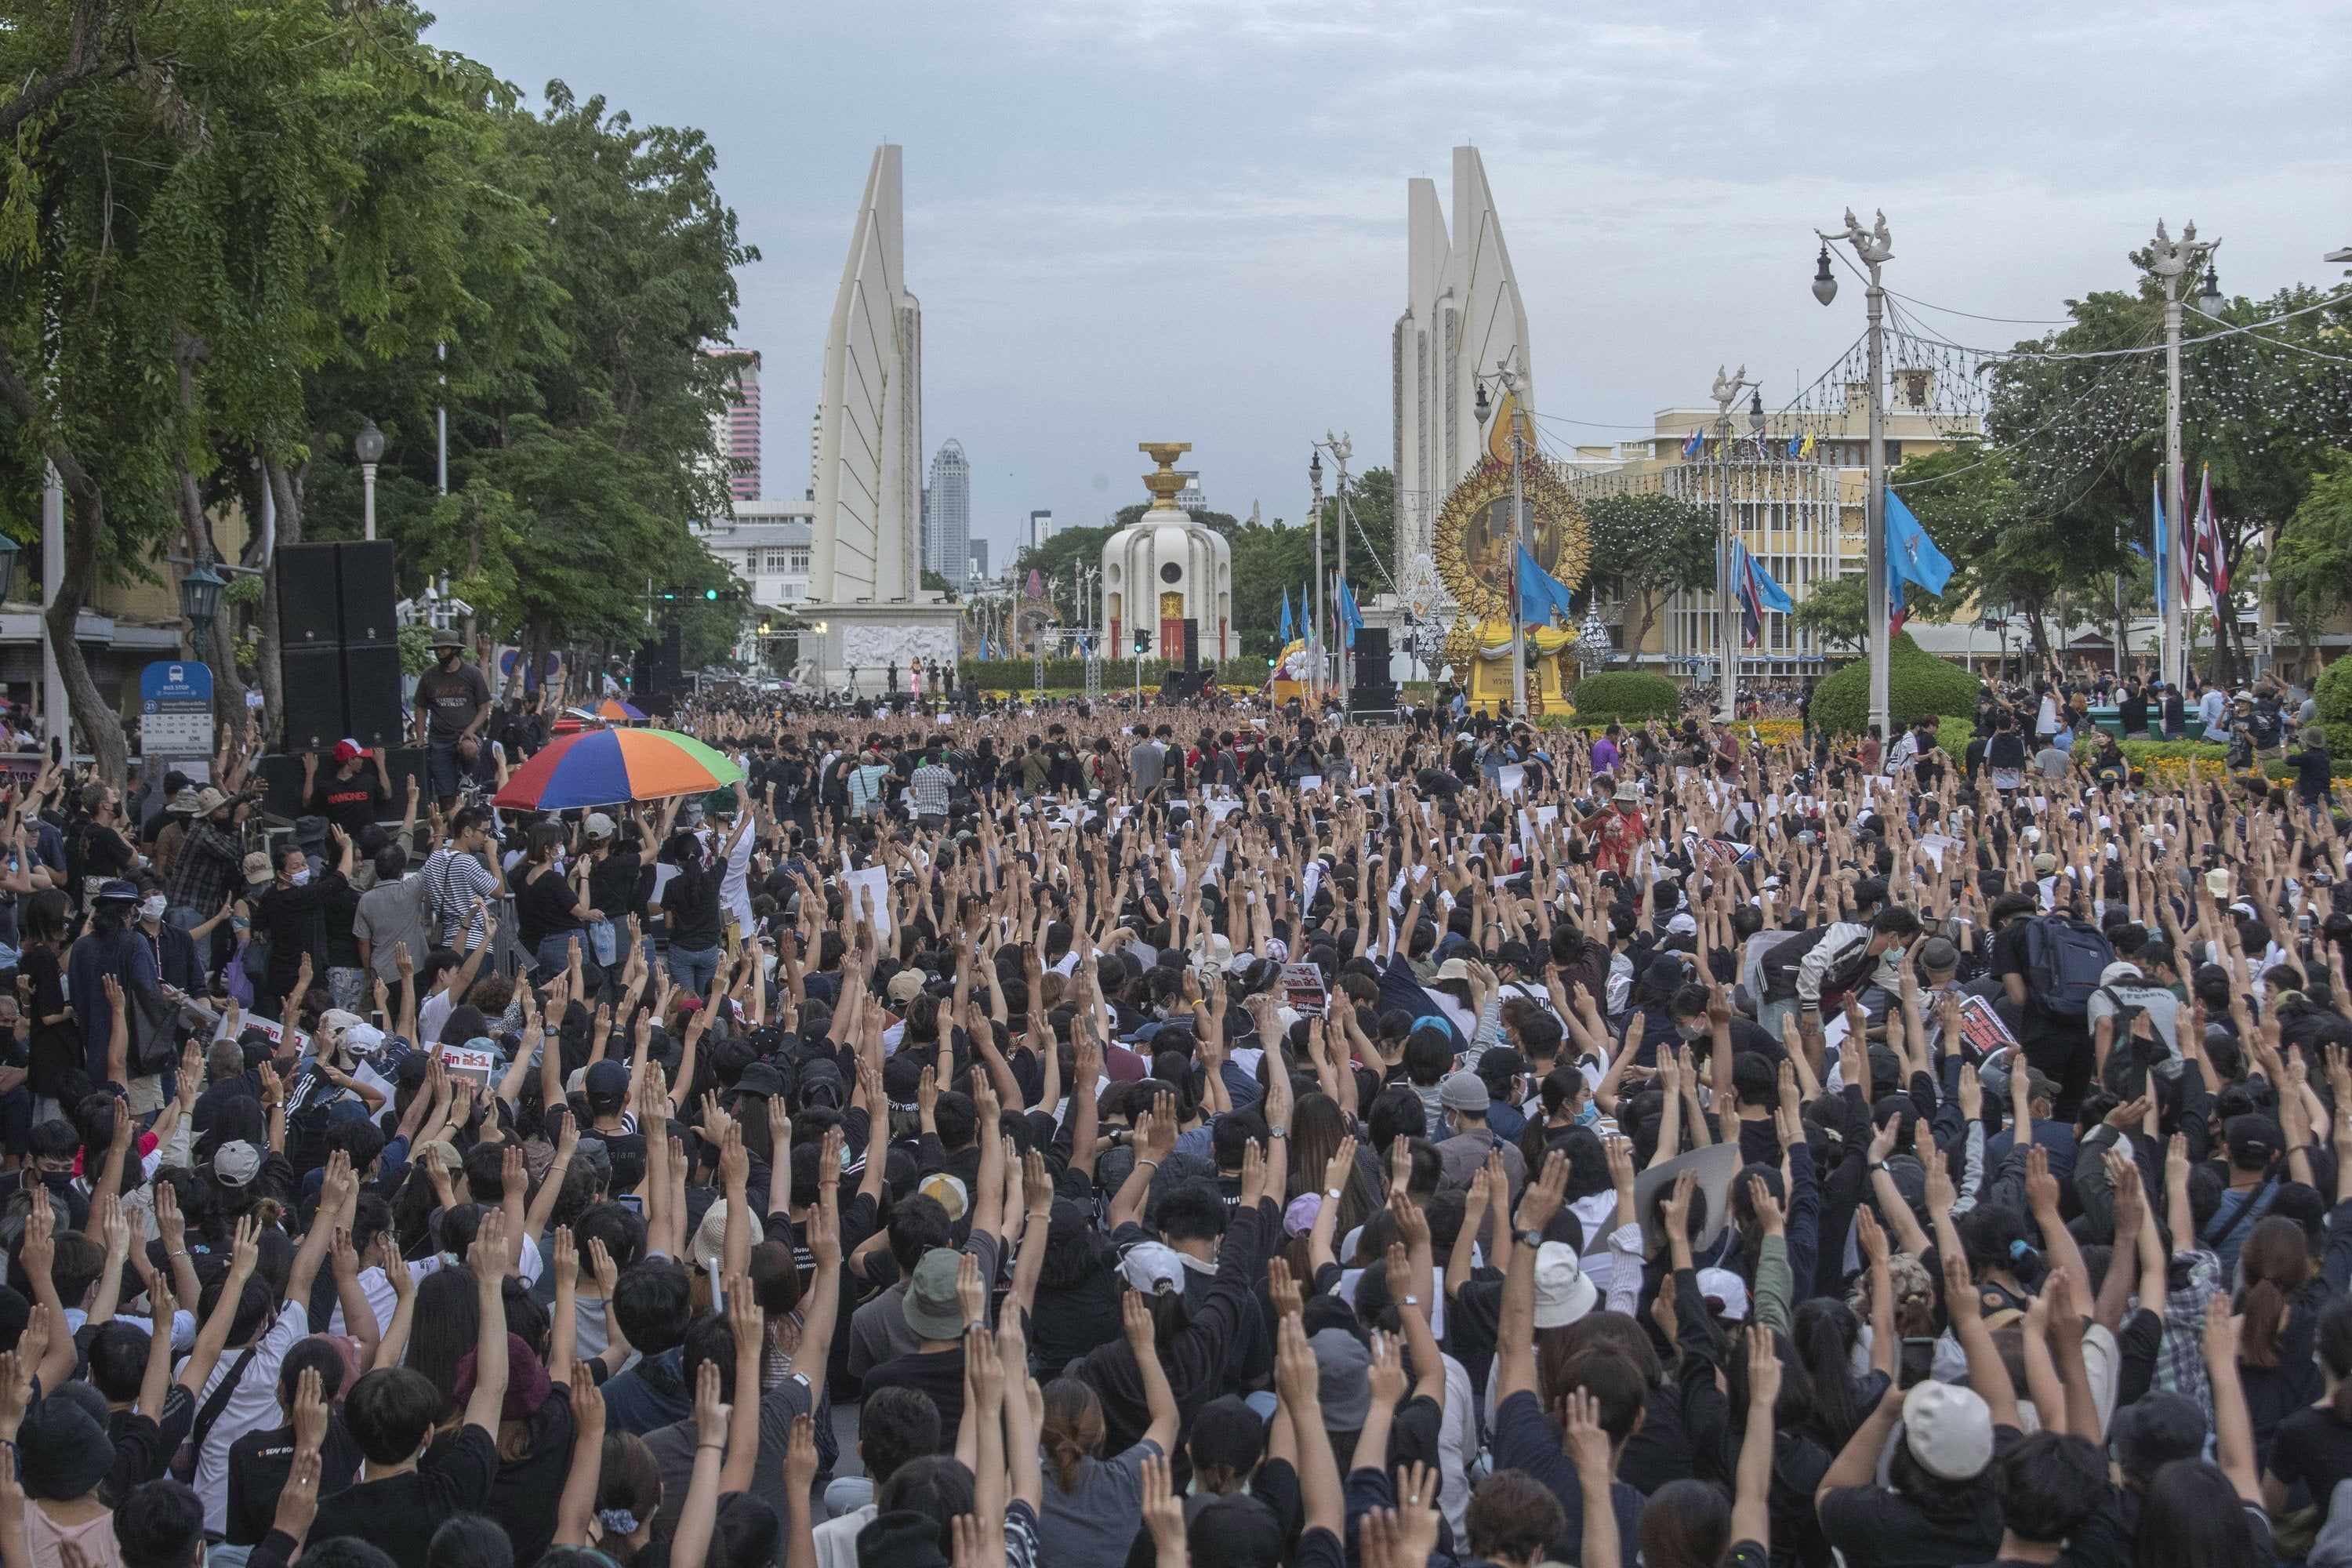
[
  {"left": 1392, "top": 146, "right": 1534, "bottom": 585},
  {"left": 1028, "top": 510, "right": 1056, "bottom": 551},
  {"left": 926, "top": 439, "right": 970, "bottom": 581}
]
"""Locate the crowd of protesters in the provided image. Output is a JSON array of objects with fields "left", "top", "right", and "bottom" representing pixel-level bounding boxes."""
[{"left": 0, "top": 644, "right": 2344, "bottom": 1568}]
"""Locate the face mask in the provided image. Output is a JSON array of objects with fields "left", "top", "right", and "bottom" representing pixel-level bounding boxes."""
[
  {"left": 1675, "top": 1021, "right": 1706, "bottom": 1041},
  {"left": 141, "top": 896, "right": 167, "bottom": 922},
  {"left": 289, "top": 868, "right": 311, "bottom": 887},
  {"left": 1574, "top": 1100, "right": 1603, "bottom": 1127}
]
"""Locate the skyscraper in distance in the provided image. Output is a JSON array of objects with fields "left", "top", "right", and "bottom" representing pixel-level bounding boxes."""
[
  {"left": 1029, "top": 510, "right": 1055, "bottom": 551},
  {"left": 705, "top": 347, "right": 761, "bottom": 501},
  {"left": 926, "top": 439, "right": 970, "bottom": 582}
]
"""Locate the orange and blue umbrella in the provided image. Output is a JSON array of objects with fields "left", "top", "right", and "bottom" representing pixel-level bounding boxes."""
[
  {"left": 492, "top": 728, "right": 742, "bottom": 810},
  {"left": 593, "top": 698, "right": 648, "bottom": 723}
]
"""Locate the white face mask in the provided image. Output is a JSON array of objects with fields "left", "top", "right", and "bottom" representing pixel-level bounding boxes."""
[
  {"left": 288, "top": 868, "right": 311, "bottom": 887},
  {"left": 140, "top": 896, "right": 167, "bottom": 922}
]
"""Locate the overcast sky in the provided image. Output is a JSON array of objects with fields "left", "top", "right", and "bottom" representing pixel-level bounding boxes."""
[{"left": 424, "top": 0, "right": 2350, "bottom": 573}]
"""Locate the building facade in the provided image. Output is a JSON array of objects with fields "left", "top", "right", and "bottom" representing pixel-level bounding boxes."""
[
  {"left": 1028, "top": 510, "right": 1055, "bottom": 552},
  {"left": 706, "top": 348, "right": 761, "bottom": 502},
  {"left": 693, "top": 501, "right": 815, "bottom": 666},
  {"left": 925, "top": 439, "right": 970, "bottom": 582},
  {"left": 967, "top": 539, "right": 989, "bottom": 583},
  {"left": 1556, "top": 379, "right": 1982, "bottom": 681}
]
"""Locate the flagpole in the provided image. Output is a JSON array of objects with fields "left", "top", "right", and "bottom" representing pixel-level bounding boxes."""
[
  {"left": 1817, "top": 212, "right": 1895, "bottom": 740},
  {"left": 2148, "top": 220, "right": 2205, "bottom": 693}
]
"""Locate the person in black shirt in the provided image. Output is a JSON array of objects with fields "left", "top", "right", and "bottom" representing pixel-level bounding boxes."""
[
  {"left": 516, "top": 821, "right": 601, "bottom": 982},
  {"left": 250, "top": 842, "right": 336, "bottom": 1018},
  {"left": 304, "top": 743, "right": 392, "bottom": 837}
]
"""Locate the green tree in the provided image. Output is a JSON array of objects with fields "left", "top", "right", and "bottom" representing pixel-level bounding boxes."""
[
  {"left": 0, "top": 0, "right": 494, "bottom": 776},
  {"left": 1229, "top": 517, "right": 1317, "bottom": 655},
  {"left": 920, "top": 568, "right": 960, "bottom": 604},
  {"left": 1792, "top": 574, "right": 1868, "bottom": 649},
  {"left": 1582, "top": 492, "right": 1717, "bottom": 658},
  {"left": 1011, "top": 525, "right": 1117, "bottom": 624},
  {"left": 1978, "top": 267, "right": 2351, "bottom": 679},
  {"left": 2272, "top": 448, "right": 2352, "bottom": 641}
]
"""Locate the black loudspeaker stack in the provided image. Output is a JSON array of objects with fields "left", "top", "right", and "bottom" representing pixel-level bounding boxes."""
[
  {"left": 1181, "top": 619, "right": 1200, "bottom": 670},
  {"left": 633, "top": 622, "right": 683, "bottom": 712},
  {"left": 274, "top": 541, "right": 402, "bottom": 751},
  {"left": 1348, "top": 625, "right": 1399, "bottom": 721}
]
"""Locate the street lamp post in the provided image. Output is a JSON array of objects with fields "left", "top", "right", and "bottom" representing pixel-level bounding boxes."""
[
  {"left": 1319, "top": 433, "right": 1355, "bottom": 714},
  {"left": 1707, "top": 366, "right": 1759, "bottom": 723},
  {"left": 1309, "top": 449, "right": 1325, "bottom": 701},
  {"left": 2147, "top": 220, "right": 2210, "bottom": 691},
  {"left": 354, "top": 419, "right": 386, "bottom": 541},
  {"left": 1813, "top": 210, "right": 1894, "bottom": 739},
  {"left": 1473, "top": 355, "right": 1532, "bottom": 720}
]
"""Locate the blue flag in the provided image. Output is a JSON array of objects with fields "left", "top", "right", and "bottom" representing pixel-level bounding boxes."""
[
  {"left": 1681, "top": 428, "right": 1705, "bottom": 459},
  {"left": 1730, "top": 541, "right": 1792, "bottom": 648},
  {"left": 1335, "top": 575, "right": 1364, "bottom": 649},
  {"left": 1515, "top": 543, "right": 1578, "bottom": 629},
  {"left": 1278, "top": 588, "right": 1294, "bottom": 645},
  {"left": 2150, "top": 475, "right": 2167, "bottom": 617},
  {"left": 1885, "top": 487, "right": 1953, "bottom": 610}
]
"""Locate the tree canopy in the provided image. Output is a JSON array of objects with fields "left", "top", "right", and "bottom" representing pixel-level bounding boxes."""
[{"left": 0, "top": 0, "right": 750, "bottom": 775}]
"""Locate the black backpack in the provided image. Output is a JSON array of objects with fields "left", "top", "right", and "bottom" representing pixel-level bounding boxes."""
[{"left": 2021, "top": 916, "right": 2113, "bottom": 1019}]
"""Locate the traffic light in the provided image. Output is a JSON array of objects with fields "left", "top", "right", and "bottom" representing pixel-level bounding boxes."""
[{"left": 704, "top": 588, "right": 719, "bottom": 601}]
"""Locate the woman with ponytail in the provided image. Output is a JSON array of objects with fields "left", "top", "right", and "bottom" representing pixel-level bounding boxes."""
[
  {"left": 1035, "top": 1290, "right": 1176, "bottom": 1563},
  {"left": 1790, "top": 1298, "right": 1874, "bottom": 1454},
  {"left": 2260, "top": 1294, "right": 2352, "bottom": 1515},
  {"left": 2233, "top": 1216, "right": 2323, "bottom": 1462}
]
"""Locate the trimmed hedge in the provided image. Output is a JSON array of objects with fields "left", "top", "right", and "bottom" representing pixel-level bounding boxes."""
[
  {"left": 960, "top": 655, "right": 1269, "bottom": 690},
  {"left": 1569, "top": 671, "right": 1680, "bottom": 725},
  {"left": 1808, "top": 632, "right": 1982, "bottom": 736}
]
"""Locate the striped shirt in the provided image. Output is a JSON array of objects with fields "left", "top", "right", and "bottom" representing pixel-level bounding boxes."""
[{"left": 423, "top": 844, "right": 497, "bottom": 951}]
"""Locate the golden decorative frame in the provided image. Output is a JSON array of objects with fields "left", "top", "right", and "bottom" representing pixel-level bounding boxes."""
[{"left": 1431, "top": 455, "right": 1592, "bottom": 623}]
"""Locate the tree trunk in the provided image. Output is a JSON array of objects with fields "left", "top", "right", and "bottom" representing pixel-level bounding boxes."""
[{"left": 0, "top": 347, "right": 129, "bottom": 781}]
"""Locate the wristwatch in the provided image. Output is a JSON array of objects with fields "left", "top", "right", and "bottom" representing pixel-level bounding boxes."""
[
  {"left": 1269, "top": 1123, "right": 1287, "bottom": 1139},
  {"left": 1519, "top": 1228, "right": 1545, "bottom": 1250}
]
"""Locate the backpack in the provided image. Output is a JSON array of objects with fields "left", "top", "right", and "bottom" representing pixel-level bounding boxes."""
[{"left": 2020, "top": 915, "right": 2113, "bottom": 1019}]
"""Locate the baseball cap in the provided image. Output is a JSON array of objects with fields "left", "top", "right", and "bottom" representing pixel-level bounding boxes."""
[
  {"left": 332, "top": 739, "right": 364, "bottom": 763},
  {"left": 213, "top": 1139, "right": 263, "bottom": 1189},
  {"left": 1118, "top": 1240, "right": 1187, "bottom": 1296},
  {"left": 1308, "top": 1327, "right": 1372, "bottom": 1429},
  {"left": 1900, "top": 1379, "right": 1994, "bottom": 1480},
  {"left": 93, "top": 879, "right": 139, "bottom": 906},
  {"left": 583, "top": 1058, "right": 630, "bottom": 1112},
  {"left": 583, "top": 812, "right": 616, "bottom": 840},
  {"left": 1695, "top": 1266, "right": 1751, "bottom": 1323},
  {"left": 242, "top": 851, "right": 273, "bottom": 885},
  {"left": 917, "top": 1172, "right": 969, "bottom": 1222},
  {"left": 1438, "top": 1071, "right": 1489, "bottom": 1114},
  {"left": 886, "top": 968, "right": 927, "bottom": 1007},
  {"left": 2031, "top": 852, "right": 2058, "bottom": 876}
]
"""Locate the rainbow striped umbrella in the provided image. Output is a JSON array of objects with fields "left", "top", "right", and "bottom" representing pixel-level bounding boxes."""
[
  {"left": 492, "top": 728, "right": 742, "bottom": 810},
  {"left": 593, "top": 698, "right": 648, "bottom": 723}
]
